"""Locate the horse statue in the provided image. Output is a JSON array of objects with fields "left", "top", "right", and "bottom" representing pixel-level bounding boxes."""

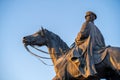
[{"left": 23, "top": 27, "right": 120, "bottom": 80}]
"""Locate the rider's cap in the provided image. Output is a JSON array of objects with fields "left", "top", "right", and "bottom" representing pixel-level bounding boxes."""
[{"left": 85, "top": 11, "right": 97, "bottom": 19}]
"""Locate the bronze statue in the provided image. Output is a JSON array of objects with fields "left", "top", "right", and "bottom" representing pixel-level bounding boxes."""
[{"left": 23, "top": 11, "right": 120, "bottom": 80}]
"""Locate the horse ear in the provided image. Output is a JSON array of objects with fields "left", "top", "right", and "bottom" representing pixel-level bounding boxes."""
[{"left": 41, "top": 26, "right": 45, "bottom": 36}]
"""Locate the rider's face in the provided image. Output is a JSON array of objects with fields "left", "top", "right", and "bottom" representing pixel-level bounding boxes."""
[
  {"left": 86, "top": 14, "right": 95, "bottom": 22},
  {"left": 86, "top": 15, "right": 91, "bottom": 22}
]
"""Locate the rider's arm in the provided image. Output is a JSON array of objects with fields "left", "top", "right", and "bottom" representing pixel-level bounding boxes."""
[{"left": 75, "top": 22, "right": 90, "bottom": 46}]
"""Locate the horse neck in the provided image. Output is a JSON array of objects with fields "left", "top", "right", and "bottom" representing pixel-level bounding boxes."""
[{"left": 47, "top": 38, "right": 69, "bottom": 65}]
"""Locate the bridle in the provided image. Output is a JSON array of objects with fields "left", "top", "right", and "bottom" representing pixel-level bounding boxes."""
[{"left": 24, "top": 44, "right": 53, "bottom": 66}]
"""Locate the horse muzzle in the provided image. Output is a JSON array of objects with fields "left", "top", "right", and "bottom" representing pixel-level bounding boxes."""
[{"left": 23, "top": 37, "right": 31, "bottom": 46}]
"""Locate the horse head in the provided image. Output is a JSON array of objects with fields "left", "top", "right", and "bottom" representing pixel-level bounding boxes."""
[
  {"left": 23, "top": 27, "right": 69, "bottom": 64},
  {"left": 23, "top": 27, "right": 48, "bottom": 46}
]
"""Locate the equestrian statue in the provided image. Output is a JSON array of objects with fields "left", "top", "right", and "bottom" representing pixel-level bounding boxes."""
[{"left": 23, "top": 11, "right": 120, "bottom": 80}]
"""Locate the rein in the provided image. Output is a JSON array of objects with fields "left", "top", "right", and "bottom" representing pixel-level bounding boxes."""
[
  {"left": 24, "top": 45, "right": 53, "bottom": 66},
  {"left": 31, "top": 45, "right": 49, "bottom": 54}
]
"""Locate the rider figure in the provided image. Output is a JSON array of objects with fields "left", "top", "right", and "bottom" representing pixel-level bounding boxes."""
[{"left": 74, "top": 11, "right": 108, "bottom": 77}]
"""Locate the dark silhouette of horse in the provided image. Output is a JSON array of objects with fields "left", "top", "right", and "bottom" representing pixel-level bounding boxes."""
[{"left": 23, "top": 28, "right": 120, "bottom": 80}]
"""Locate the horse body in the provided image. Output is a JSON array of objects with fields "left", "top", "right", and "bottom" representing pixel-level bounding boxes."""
[
  {"left": 23, "top": 28, "right": 120, "bottom": 80},
  {"left": 92, "top": 47, "right": 120, "bottom": 80}
]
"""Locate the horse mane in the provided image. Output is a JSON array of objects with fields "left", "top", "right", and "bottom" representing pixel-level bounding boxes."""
[{"left": 44, "top": 29, "right": 70, "bottom": 52}]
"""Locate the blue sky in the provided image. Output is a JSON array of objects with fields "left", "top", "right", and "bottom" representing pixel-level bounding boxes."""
[{"left": 0, "top": 0, "right": 120, "bottom": 80}]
